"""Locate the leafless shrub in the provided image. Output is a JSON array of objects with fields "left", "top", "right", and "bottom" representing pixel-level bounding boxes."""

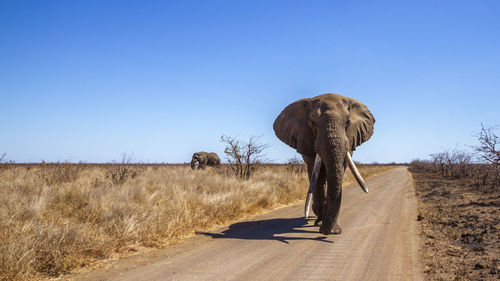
[
  {"left": 0, "top": 153, "right": 15, "bottom": 170},
  {"left": 37, "top": 162, "right": 83, "bottom": 186},
  {"left": 473, "top": 124, "right": 500, "bottom": 165},
  {"left": 411, "top": 124, "right": 500, "bottom": 192},
  {"left": 220, "top": 135, "right": 269, "bottom": 180},
  {"left": 106, "top": 153, "right": 139, "bottom": 185},
  {"left": 286, "top": 155, "right": 306, "bottom": 174},
  {"left": 429, "top": 148, "right": 472, "bottom": 179}
]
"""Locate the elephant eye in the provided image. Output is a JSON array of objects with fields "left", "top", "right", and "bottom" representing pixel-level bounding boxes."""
[{"left": 346, "top": 119, "right": 351, "bottom": 128}]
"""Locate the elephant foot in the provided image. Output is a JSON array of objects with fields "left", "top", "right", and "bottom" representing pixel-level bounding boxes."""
[
  {"left": 319, "top": 223, "right": 342, "bottom": 235},
  {"left": 314, "top": 217, "right": 322, "bottom": 226}
]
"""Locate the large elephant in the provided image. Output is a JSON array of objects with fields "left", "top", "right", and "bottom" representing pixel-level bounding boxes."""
[
  {"left": 273, "top": 93, "right": 375, "bottom": 235},
  {"left": 191, "top": 152, "right": 221, "bottom": 170}
]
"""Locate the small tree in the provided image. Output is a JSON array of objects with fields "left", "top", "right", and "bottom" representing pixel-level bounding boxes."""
[
  {"left": 473, "top": 124, "right": 500, "bottom": 165},
  {"left": 220, "top": 135, "right": 269, "bottom": 180}
]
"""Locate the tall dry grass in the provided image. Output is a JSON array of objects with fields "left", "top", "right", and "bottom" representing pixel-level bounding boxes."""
[{"left": 0, "top": 163, "right": 393, "bottom": 280}]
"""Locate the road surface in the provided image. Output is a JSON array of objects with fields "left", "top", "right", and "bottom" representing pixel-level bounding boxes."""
[{"left": 73, "top": 167, "right": 422, "bottom": 281}]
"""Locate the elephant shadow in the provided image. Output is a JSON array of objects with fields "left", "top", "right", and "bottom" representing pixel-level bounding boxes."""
[{"left": 198, "top": 217, "right": 333, "bottom": 244}]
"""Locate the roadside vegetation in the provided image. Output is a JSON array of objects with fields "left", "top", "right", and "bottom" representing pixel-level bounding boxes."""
[
  {"left": 409, "top": 124, "right": 500, "bottom": 280},
  {"left": 0, "top": 160, "right": 394, "bottom": 281},
  {"left": 220, "top": 134, "right": 269, "bottom": 180}
]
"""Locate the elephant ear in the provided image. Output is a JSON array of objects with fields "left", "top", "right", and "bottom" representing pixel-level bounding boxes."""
[
  {"left": 273, "top": 98, "right": 316, "bottom": 156},
  {"left": 346, "top": 100, "right": 375, "bottom": 151}
]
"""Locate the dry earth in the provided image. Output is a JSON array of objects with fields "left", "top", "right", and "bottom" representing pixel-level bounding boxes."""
[
  {"left": 411, "top": 168, "right": 500, "bottom": 280},
  {"left": 69, "top": 167, "right": 422, "bottom": 281}
]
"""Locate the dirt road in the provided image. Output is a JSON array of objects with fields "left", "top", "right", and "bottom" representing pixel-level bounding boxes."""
[{"left": 73, "top": 167, "right": 422, "bottom": 281}]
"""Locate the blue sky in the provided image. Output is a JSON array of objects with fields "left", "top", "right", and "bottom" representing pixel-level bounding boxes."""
[{"left": 1, "top": 0, "right": 499, "bottom": 163}]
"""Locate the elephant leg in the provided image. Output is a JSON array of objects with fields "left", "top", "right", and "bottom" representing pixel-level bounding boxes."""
[
  {"left": 320, "top": 164, "right": 347, "bottom": 235},
  {"left": 322, "top": 187, "right": 342, "bottom": 234},
  {"left": 313, "top": 165, "right": 327, "bottom": 225},
  {"left": 199, "top": 159, "right": 207, "bottom": 170},
  {"left": 302, "top": 154, "right": 326, "bottom": 224}
]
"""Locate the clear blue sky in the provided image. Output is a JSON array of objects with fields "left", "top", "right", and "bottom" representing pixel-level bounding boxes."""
[{"left": 1, "top": 1, "right": 499, "bottom": 163}]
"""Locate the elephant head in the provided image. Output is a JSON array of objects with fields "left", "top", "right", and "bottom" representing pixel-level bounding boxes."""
[
  {"left": 191, "top": 153, "right": 201, "bottom": 170},
  {"left": 273, "top": 93, "right": 375, "bottom": 234}
]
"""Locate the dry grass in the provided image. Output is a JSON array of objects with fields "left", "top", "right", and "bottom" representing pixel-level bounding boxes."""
[{"left": 0, "top": 163, "right": 393, "bottom": 280}]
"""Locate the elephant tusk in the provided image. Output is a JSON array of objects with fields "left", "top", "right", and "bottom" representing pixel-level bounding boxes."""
[
  {"left": 346, "top": 151, "right": 369, "bottom": 193},
  {"left": 305, "top": 154, "right": 322, "bottom": 218}
]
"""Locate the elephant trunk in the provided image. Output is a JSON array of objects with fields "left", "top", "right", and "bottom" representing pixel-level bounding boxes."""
[
  {"left": 316, "top": 118, "right": 348, "bottom": 235},
  {"left": 190, "top": 159, "right": 196, "bottom": 170}
]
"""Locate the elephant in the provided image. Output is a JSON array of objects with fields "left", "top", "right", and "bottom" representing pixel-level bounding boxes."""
[
  {"left": 191, "top": 152, "right": 221, "bottom": 170},
  {"left": 273, "top": 93, "right": 375, "bottom": 235}
]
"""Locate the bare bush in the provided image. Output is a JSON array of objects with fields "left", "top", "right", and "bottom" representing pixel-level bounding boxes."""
[
  {"left": 286, "top": 155, "right": 306, "bottom": 174},
  {"left": 473, "top": 124, "right": 500, "bottom": 165},
  {"left": 412, "top": 124, "right": 500, "bottom": 192},
  {"left": 429, "top": 148, "right": 472, "bottom": 179},
  {"left": 106, "top": 153, "right": 139, "bottom": 185},
  {"left": 0, "top": 153, "right": 14, "bottom": 170},
  {"left": 38, "top": 162, "right": 83, "bottom": 185},
  {"left": 411, "top": 151, "right": 499, "bottom": 192},
  {"left": 220, "top": 135, "right": 269, "bottom": 180}
]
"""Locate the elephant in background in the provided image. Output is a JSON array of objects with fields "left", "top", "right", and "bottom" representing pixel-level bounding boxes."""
[
  {"left": 191, "top": 152, "right": 221, "bottom": 170},
  {"left": 273, "top": 93, "right": 375, "bottom": 235}
]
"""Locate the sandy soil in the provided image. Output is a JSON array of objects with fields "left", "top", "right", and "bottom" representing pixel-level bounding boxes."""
[{"left": 68, "top": 167, "right": 422, "bottom": 281}]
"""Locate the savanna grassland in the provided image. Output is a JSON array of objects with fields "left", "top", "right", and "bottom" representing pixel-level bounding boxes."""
[{"left": 0, "top": 163, "right": 394, "bottom": 280}]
